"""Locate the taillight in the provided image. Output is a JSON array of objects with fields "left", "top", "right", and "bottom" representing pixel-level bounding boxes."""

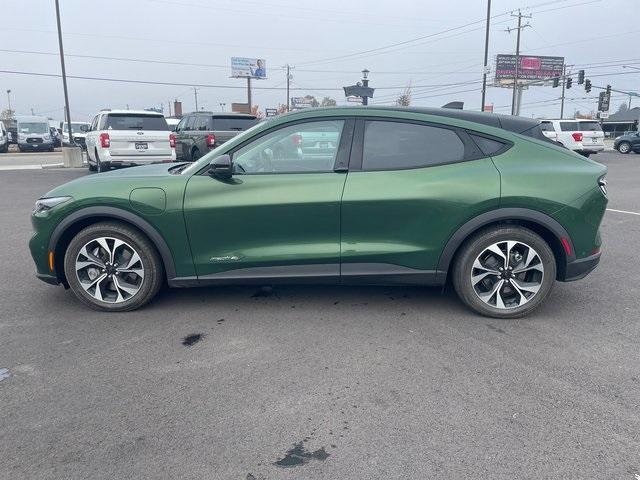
[
  {"left": 291, "top": 134, "right": 302, "bottom": 146},
  {"left": 206, "top": 134, "right": 216, "bottom": 148},
  {"left": 169, "top": 133, "right": 176, "bottom": 148},
  {"left": 99, "top": 132, "right": 110, "bottom": 148},
  {"left": 572, "top": 132, "right": 583, "bottom": 142}
]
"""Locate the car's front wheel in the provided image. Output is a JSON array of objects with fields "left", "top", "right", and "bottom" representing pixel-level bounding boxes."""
[
  {"left": 63, "top": 222, "right": 164, "bottom": 312},
  {"left": 618, "top": 141, "right": 631, "bottom": 154},
  {"left": 452, "top": 226, "right": 556, "bottom": 319}
]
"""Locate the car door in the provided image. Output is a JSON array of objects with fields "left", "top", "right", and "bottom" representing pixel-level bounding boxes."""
[
  {"left": 631, "top": 132, "right": 640, "bottom": 151},
  {"left": 340, "top": 119, "right": 500, "bottom": 283},
  {"left": 183, "top": 118, "right": 354, "bottom": 280},
  {"left": 174, "top": 116, "right": 190, "bottom": 160}
]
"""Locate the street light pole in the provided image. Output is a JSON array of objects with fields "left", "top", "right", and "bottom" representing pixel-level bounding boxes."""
[
  {"left": 6, "top": 89, "right": 11, "bottom": 113},
  {"left": 481, "top": 0, "right": 491, "bottom": 111},
  {"left": 362, "top": 69, "right": 370, "bottom": 106},
  {"left": 507, "top": 10, "right": 531, "bottom": 116},
  {"left": 54, "top": 0, "right": 73, "bottom": 145}
]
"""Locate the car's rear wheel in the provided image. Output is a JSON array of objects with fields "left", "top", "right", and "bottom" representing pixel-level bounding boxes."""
[
  {"left": 452, "top": 226, "right": 556, "bottom": 319},
  {"left": 618, "top": 141, "right": 631, "bottom": 154},
  {"left": 63, "top": 222, "right": 164, "bottom": 312},
  {"left": 191, "top": 147, "right": 201, "bottom": 161},
  {"left": 95, "top": 149, "right": 107, "bottom": 172}
]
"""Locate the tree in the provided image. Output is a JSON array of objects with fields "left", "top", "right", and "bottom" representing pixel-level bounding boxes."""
[
  {"left": 617, "top": 102, "right": 629, "bottom": 113},
  {"left": 303, "top": 95, "right": 319, "bottom": 108},
  {"left": 251, "top": 104, "right": 264, "bottom": 119},
  {"left": 0, "top": 109, "right": 15, "bottom": 121},
  {"left": 395, "top": 84, "right": 412, "bottom": 107},
  {"left": 320, "top": 97, "right": 337, "bottom": 107}
]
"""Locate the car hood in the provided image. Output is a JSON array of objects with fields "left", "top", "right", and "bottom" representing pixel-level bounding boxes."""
[{"left": 42, "top": 163, "right": 184, "bottom": 199}]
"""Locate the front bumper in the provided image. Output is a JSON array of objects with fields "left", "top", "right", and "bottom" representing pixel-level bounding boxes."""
[
  {"left": 561, "top": 252, "right": 601, "bottom": 282},
  {"left": 19, "top": 142, "right": 53, "bottom": 150}
]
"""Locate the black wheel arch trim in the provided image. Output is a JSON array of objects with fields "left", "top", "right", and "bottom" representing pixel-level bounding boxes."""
[
  {"left": 436, "top": 207, "right": 575, "bottom": 280},
  {"left": 48, "top": 206, "right": 177, "bottom": 280}
]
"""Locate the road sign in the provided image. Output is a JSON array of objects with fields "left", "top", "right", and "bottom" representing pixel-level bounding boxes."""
[
  {"left": 265, "top": 108, "right": 278, "bottom": 117},
  {"left": 346, "top": 96, "right": 363, "bottom": 103}
]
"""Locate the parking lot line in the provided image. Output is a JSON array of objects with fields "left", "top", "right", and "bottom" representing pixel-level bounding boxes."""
[{"left": 607, "top": 208, "right": 640, "bottom": 216}]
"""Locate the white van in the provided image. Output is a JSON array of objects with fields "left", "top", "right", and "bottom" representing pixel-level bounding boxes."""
[
  {"left": 16, "top": 116, "right": 54, "bottom": 152},
  {"left": 539, "top": 119, "right": 604, "bottom": 157}
]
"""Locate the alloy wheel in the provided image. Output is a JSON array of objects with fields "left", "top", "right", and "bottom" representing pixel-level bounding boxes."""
[
  {"left": 75, "top": 237, "right": 145, "bottom": 303},
  {"left": 471, "top": 240, "right": 544, "bottom": 310}
]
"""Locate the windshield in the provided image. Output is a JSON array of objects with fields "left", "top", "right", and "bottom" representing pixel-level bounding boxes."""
[
  {"left": 181, "top": 118, "right": 273, "bottom": 175},
  {"left": 213, "top": 117, "right": 259, "bottom": 131},
  {"left": 104, "top": 114, "right": 168, "bottom": 131},
  {"left": 64, "top": 123, "right": 90, "bottom": 132},
  {"left": 19, "top": 122, "right": 49, "bottom": 134}
]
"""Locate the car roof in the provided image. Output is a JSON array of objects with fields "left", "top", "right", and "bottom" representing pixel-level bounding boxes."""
[
  {"left": 185, "top": 111, "right": 257, "bottom": 118},
  {"left": 101, "top": 109, "right": 165, "bottom": 115},
  {"left": 16, "top": 115, "right": 49, "bottom": 122},
  {"left": 281, "top": 106, "right": 543, "bottom": 135}
]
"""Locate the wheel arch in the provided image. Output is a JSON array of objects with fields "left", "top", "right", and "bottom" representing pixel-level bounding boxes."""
[
  {"left": 49, "top": 206, "right": 176, "bottom": 285},
  {"left": 438, "top": 208, "right": 574, "bottom": 282}
]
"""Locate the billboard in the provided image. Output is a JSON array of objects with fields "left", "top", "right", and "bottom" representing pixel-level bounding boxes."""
[
  {"left": 231, "top": 57, "right": 266, "bottom": 79},
  {"left": 494, "top": 54, "right": 564, "bottom": 84}
]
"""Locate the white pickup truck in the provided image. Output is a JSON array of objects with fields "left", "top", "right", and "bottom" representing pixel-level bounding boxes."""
[{"left": 85, "top": 110, "right": 176, "bottom": 172}]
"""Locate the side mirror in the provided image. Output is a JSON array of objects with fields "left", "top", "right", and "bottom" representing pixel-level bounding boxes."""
[{"left": 209, "top": 154, "right": 233, "bottom": 180}]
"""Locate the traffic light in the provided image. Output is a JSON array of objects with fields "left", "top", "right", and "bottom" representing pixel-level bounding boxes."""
[
  {"left": 585, "top": 79, "right": 592, "bottom": 93},
  {"left": 578, "top": 70, "right": 585, "bottom": 85},
  {"left": 606, "top": 84, "right": 611, "bottom": 96},
  {"left": 566, "top": 77, "right": 572, "bottom": 89},
  {"left": 552, "top": 77, "right": 559, "bottom": 88}
]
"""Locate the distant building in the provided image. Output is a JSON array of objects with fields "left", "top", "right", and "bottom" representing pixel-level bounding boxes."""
[{"left": 601, "top": 107, "right": 640, "bottom": 137}]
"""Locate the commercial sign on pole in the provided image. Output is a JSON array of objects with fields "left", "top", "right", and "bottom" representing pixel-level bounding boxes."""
[
  {"left": 598, "top": 91, "right": 611, "bottom": 113},
  {"left": 231, "top": 57, "right": 267, "bottom": 79},
  {"left": 494, "top": 54, "right": 564, "bottom": 85},
  {"left": 291, "top": 97, "right": 313, "bottom": 109}
]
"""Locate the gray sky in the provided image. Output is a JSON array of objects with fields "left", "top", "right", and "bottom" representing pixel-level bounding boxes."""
[{"left": 1, "top": 0, "right": 639, "bottom": 122}]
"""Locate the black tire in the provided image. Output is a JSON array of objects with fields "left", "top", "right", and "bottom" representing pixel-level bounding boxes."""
[
  {"left": 452, "top": 226, "right": 556, "bottom": 319},
  {"left": 617, "top": 141, "right": 631, "bottom": 154},
  {"left": 0, "top": 144, "right": 7, "bottom": 153},
  {"left": 64, "top": 221, "right": 164, "bottom": 312},
  {"left": 95, "top": 149, "right": 107, "bottom": 172},
  {"left": 580, "top": 152, "right": 591, "bottom": 158},
  {"left": 191, "top": 148, "right": 201, "bottom": 161}
]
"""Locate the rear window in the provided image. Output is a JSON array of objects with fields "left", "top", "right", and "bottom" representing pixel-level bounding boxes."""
[
  {"left": 559, "top": 122, "right": 579, "bottom": 131},
  {"left": 539, "top": 122, "right": 555, "bottom": 132},
  {"left": 578, "top": 121, "right": 602, "bottom": 132},
  {"left": 212, "top": 117, "right": 258, "bottom": 131},
  {"left": 104, "top": 114, "right": 168, "bottom": 131}
]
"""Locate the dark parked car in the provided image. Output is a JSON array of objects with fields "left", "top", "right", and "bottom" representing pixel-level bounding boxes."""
[
  {"left": 30, "top": 107, "right": 607, "bottom": 318},
  {"left": 614, "top": 131, "right": 640, "bottom": 153},
  {"left": 174, "top": 112, "right": 258, "bottom": 161},
  {"left": 50, "top": 127, "right": 61, "bottom": 148}
]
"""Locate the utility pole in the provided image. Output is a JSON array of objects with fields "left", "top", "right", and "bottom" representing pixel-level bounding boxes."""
[
  {"left": 507, "top": 10, "right": 531, "bottom": 115},
  {"left": 284, "top": 64, "right": 293, "bottom": 112},
  {"left": 560, "top": 64, "right": 567, "bottom": 119},
  {"left": 481, "top": 0, "right": 491, "bottom": 111},
  {"left": 193, "top": 87, "right": 199, "bottom": 111},
  {"left": 6, "top": 90, "right": 12, "bottom": 113},
  {"left": 55, "top": 0, "right": 74, "bottom": 149},
  {"left": 362, "top": 69, "right": 370, "bottom": 106},
  {"left": 168, "top": 100, "right": 172, "bottom": 117},
  {"left": 247, "top": 78, "right": 252, "bottom": 112},
  {"left": 31, "top": 108, "right": 35, "bottom": 115},
  {"left": 219, "top": 102, "right": 226, "bottom": 112}
]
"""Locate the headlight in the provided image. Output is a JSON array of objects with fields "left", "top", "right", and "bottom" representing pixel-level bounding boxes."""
[
  {"left": 33, "top": 196, "right": 72, "bottom": 214},
  {"left": 18, "top": 133, "right": 26, "bottom": 140}
]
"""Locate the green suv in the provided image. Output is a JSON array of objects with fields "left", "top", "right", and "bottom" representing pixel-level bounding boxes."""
[{"left": 29, "top": 107, "right": 607, "bottom": 318}]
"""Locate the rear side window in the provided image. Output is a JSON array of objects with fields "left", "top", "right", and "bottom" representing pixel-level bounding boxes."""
[
  {"left": 559, "top": 121, "right": 579, "bottom": 131},
  {"left": 578, "top": 121, "right": 602, "bottom": 132},
  {"left": 469, "top": 134, "right": 506, "bottom": 156},
  {"left": 362, "top": 121, "right": 465, "bottom": 170},
  {"left": 212, "top": 117, "right": 258, "bottom": 131},
  {"left": 195, "top": 116, "right": 212, "bottom": 131},
  {"left": 104, "top": 114, "right": 168, "bottom": 131}
]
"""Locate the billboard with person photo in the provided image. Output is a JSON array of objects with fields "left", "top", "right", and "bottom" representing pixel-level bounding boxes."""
[{"left": 231, "top": 57, "right": 267, "bottom": 79}]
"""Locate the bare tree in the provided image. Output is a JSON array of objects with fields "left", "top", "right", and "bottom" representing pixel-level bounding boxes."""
[
  {"left": 320, "top": 97, "right": 337, "bottom": 107},
  {"left": 395, "top": 84, "right": 412, "bottom": 107},
  {"left": 617, "top": 102, "right": 629, "bottom": 113}
]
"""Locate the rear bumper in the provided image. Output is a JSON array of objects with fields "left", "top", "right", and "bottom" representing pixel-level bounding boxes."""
[
  {"left": 576, "top": 144, "right": 605, "bottom": 154},
  {"left": 560, "top": 252, "right": 601, "bottom": 282}
]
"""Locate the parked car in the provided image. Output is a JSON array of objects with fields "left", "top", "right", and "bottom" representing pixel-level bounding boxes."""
[
  {"left": 16, "top": 115, "right": 54, "bottom": 152},
  {"left": 29, "top": 106, "right": 607, "bottom": 318},
  {"left": 49, "top": 126, "right": 61, "bottom": 148},
  {"left": 174, "top": 112, "right": 258, "bottom": 161},
  {"left": 539, "top": 120, "right": 559, "bottom": 143},
  {"left": 85, "top": 110, "right": 176, "bottom": 172},
  {"left": 613, "top": 131, "right": 640, "bottom": 154},
  {"left": 540, "top": 119, "right": 604, "bottom": 156},
  {"left": 61, "top": 122, "right": 90, "bottom": 149},
  {"left": 165, "top": 118, "right": 180, "bottom": 131},
  {"left": 0, "top": 121, "right": 8, "bottom": 153}
]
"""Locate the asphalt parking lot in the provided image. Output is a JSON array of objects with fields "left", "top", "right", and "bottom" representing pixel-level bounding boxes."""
[{"left": 1, "top": 151, "right": 639, "bottom": 479}]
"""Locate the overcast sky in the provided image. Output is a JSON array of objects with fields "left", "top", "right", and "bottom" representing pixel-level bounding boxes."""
[{"left": 1, "top": 0, "right": 639, "bottom": 122}]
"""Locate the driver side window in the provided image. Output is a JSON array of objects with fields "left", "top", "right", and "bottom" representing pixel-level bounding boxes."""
[{"left": 232, "top": 120, "right": 344, "bottom": 174}]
